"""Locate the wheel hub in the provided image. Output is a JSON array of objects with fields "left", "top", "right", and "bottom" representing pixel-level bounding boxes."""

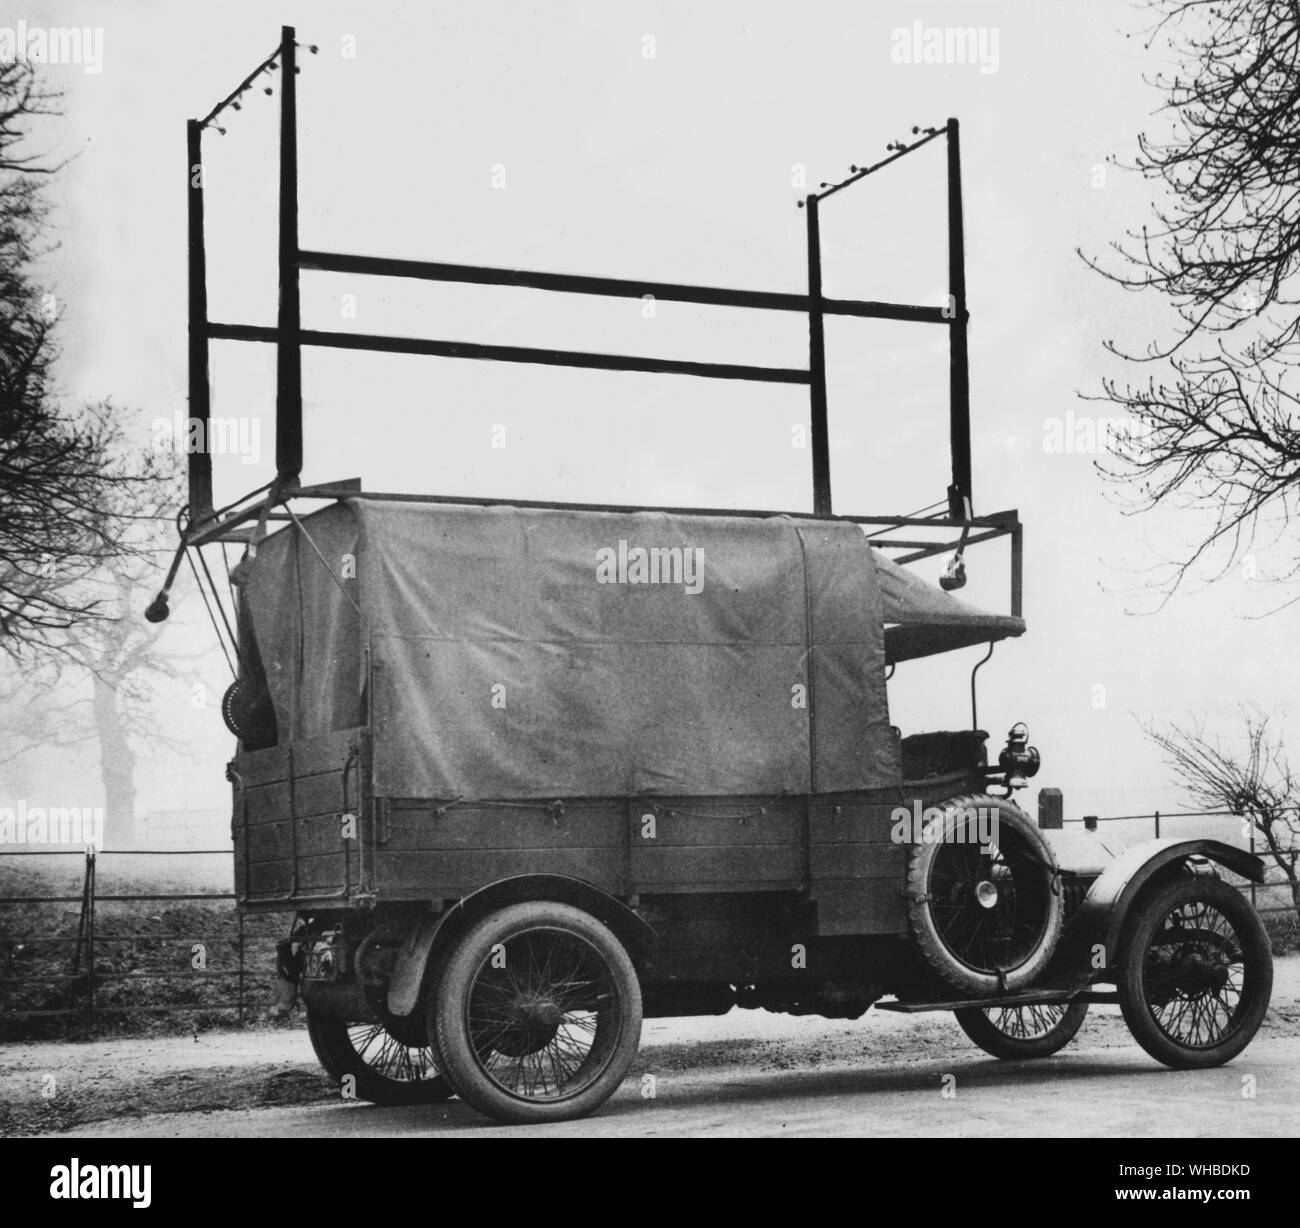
[
  {"left": 974, "top": 880, "right": 1000, "bottom": 910},
  {"left": 487, "top": 995, "right": 563, "bottom": 1057},
  {"left": 1151, "top": 928, "right": 1238, "bottom": 999},
  {"left": 520, "top": 998, "right": 563, "bottom": 1029},
  {"left": 1172, "top": 946, "right": 1231, "bottom": 995}
]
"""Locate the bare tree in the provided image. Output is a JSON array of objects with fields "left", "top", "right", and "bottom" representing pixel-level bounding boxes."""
[
  {"left": 1086, "top": 0, "right": 1300, "bottom": 605},
  {"left": 0, "top": 400, "right": 169, "bottom": 655},
  {"left": 1, "top": 61, "right": 220, "bottom": 843},
  {"left": 0, "top": 63, "right": 158, "bottom": 657},
  {"left": 1145, "top": 710, "right": 1299, "bottom": 919},
  {"left": 0, "top": 422, "right": 213, "bottom": 846}
]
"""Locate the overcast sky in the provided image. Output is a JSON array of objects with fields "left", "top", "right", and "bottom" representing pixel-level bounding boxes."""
[{"left": 13, "top": 0, "right": 1296, "bottom": 840}]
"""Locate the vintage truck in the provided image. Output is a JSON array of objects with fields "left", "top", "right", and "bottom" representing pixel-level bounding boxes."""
[
  {"left": 214, "top": 498, "right": 1273, "bottom": 1123},
  {"left": 158, "top": 29, "right": 1273, "bottom": 1124}
]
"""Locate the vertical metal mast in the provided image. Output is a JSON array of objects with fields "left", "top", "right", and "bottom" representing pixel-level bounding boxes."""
[
  {"left": 806, "top": 195, "right": 831, "bottom": 518},
  {"left": 186, "top": 118, "right": 213, "bottom": 522},
  {"left": 946, "top": 117, "right": 972, "bottom": 520},
  {"left": 276, "top": 25, "right": 302, "bottom": 487}
]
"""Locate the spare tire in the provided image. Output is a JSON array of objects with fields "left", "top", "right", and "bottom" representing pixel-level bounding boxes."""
[{"left": 906, "top": 793, "right": 1063, "bottom": 996}]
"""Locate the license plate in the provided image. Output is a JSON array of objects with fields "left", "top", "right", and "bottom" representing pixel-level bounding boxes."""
[{"left": 302, "top": 947, "right": 338, "bottom": 980}]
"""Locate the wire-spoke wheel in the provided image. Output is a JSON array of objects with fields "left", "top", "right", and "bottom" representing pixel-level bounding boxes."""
[
  {"left": 306, "top": 1008, "right": 453, "bottom": 1104},
  {"left": 907, "top": 794, "right": 1064, "bottom": 995},
  {"left": 432, "top": 901, "right": 642, "bottom": 1124},
  {"left": 954, "top": 999, "right": 1088, "bottom": 1060},
  {"left": 1118, "top": 876, "right": 1272, "bottom": 1069}
]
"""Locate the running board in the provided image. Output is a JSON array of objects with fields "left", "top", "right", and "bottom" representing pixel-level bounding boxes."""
[{"left": 876, "top": 988, "right": 1078, "bottom": 1013}]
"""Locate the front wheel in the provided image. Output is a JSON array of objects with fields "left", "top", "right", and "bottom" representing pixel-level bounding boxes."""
[
  {"left": 954, "top": 1000, "right": 1088, "bottom": 1060},
  {"left": 306, "top": 1008, "right": 454, "bottom": 1104},
  {"left": 1118, "top": 875, "right": 1272, "bottom": 1069},
  {"left": 431, "top": 901, "right": 643, "bottom": 1124}
]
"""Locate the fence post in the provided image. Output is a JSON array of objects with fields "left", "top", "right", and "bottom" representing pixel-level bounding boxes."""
[
  {"left": 1037, "top": 788, "right": 1063, "bottom": 830},
  {"left": 71, "top": 850, "right": 91, "bottom": 980},
  {"left": 1154, "top": 809, "right": 1160, "bottom": 840},
  {"left": 1249, "top": 823, "right": 1257, "bottom": 911},
  {"left": 86, "top": 847, "right": 96, "bottom": 1020}
]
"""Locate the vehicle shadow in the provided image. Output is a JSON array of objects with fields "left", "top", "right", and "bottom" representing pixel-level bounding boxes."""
[{"left": 348, "top": 1045, "right": 1222, "bottom": 1134}]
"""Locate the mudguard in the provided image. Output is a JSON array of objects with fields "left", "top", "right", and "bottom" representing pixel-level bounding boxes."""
[
  {"left": 385, "top": 873, "right": 656, "bottom": 1017},
  {"left": 1041, "top": 826, "right": 1128, "bottom": 875},
  {"left": 1046, "top": 838, "right": 1266, "bottom": 988}
]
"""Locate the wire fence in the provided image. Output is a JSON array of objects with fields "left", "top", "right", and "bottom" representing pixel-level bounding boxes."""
[
  {"left": 1, "top": 810, "right": 1295, "bottom": 1024},
  {"left": 0, "top": 846, "right": 267, "bottom": 1022}
]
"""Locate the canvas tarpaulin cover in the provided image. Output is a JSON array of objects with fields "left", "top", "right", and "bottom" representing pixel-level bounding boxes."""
[
  {"left": 242, "top": 504, "right": 363, "bottom": 744},
  {"left": 871, "top": 547, "right": 1026, "bottom": 663},
  {"left": 242, "top": 500, "right": 921, "bottom": 800}
]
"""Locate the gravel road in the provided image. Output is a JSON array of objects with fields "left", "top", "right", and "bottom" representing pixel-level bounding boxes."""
[{"left": 7, "top": 955, "right": 1298, "bottom": 1138}]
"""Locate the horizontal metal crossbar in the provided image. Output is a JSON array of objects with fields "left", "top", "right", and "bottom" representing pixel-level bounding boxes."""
[
  {"left": 296, "top": 250, "right": 952, "bottom": 325},
  {"left": 204, "top": 484, "right": 1017, "bottom": 527},
  {"left": 893, "top": 525, "right": 1014, "bottom": 564},
  {"left": 208, "top": 322, "right": 810, "bottom": 383},
  {"left": 184, "top": 485, "right": 1017, "bottom": 548}
]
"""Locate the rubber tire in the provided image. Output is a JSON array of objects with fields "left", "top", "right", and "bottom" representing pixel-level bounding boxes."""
[
  {"left": 907, "top": 794, "right": 1064, "bottom": 996},
  {"left": 955, "top": 1000, "right": 1088, "bottom": 1060},
  {"left": 1118, "top": 876, "right": 1272, "bottom": 1070},
  {"left": 432, "top": 901, "right": 642, "bottom": 1124},
  {"left": 306, "top": 1007, "right": 454, "bottom": 1104}
]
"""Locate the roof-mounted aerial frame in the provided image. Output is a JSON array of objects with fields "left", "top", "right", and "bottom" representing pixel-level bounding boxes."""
[{"left": 183, "top": 26, "right": 1013, "bottom": 612}]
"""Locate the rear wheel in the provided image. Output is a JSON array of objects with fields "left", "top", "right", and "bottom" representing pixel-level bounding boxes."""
[
  {"left": 432, "top": 901, "right": 642, "bottom": 1124},
  {"left": 955, "top": 1000, "right": 1088, "bottom": 1060},
  {"left": 306, "top": 1008, "right": 453, "bottom": 1104},
  {"left": 1118, "top": 875, "right": 1271, "bottom": 1069}
]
